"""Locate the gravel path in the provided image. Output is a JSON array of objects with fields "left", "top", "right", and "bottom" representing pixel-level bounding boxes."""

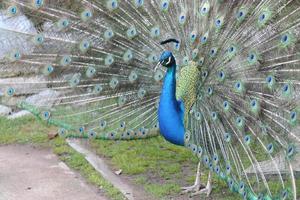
[{"left": 0, "top": 145, "right": 108, "bottom": 200}]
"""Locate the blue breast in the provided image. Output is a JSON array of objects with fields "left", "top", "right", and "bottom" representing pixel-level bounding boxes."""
[{"left": 158, "top": 65, "right": 185, "bottom": 146}]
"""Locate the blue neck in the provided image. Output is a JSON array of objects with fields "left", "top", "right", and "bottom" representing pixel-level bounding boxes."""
[{"left": 158, "top": 64, "right": 185, "bottom": 146}]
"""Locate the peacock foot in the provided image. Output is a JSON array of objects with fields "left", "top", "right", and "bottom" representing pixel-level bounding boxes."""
[
  {"left": 189, "top": 170, "right": 213, "bottom": 197},
  {"left": 180, "top": 183, "right": 205, "bottom": 194},
  {"left": 189, "top": 184, "right": 212, "bottom": 197},
  {"left": 180, "top": 161, "right": 205, "bottom": 194}
]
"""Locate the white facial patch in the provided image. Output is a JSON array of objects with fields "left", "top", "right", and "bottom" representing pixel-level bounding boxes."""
[{"left": 166, "top": 57, "right": 171, "bottom": 65}]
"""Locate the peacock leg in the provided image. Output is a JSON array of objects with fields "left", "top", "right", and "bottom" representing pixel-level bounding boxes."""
[
  {"left": 190, "top": 170, "right": 212, "bottom": 197},
  {"left": 181, "top": 161, "right": 204, "bottom": 194}
]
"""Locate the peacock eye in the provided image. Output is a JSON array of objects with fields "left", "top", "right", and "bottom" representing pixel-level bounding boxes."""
[
  {"left": 42, "top": 111, "right": 50, "bottom": 120},
  {"left": 282, "top": 190, "right": 288, "bottom": 198},
  {"left": 283, "top": 84, "right": 289, "bottom": 92},
  {"left": 35, "top": 0, "right": 43, "bottom": 6},
  {"left": 58, "top": 128, "right": 66, "bottom": 137},
  {"left": 267, "top": 77, "right": 272, "bottom": 82},
  {"left": 79, "top": 127, "right": 84, "bottom": 133},
  {"left": 7, "top": 87, "right": 15, "bottom": 96},
  {"left": 282, "top": 35, "right": 288, "bottom": 42},
  {"left": 161, "top": 0, "right": 169, "bottom": 11},
  {"left": 178, "top": 13, "right": 186, "bottom": 24},
  {"left": 62, "top": 21, "right": 67, "bottom": 26},
  {"left": 251, "top": 100, "right": 256, "bottom": 107},
  {"left": 291, "top": 111, "right": 297, "bottom": 120},
  {"left": 215, "top": 19, "right": 222, "bottom": 28},
  {"left": 267, "top": 143, "right": 274, "bottom": 153},
  {"left": 8, "top": 5, "right": 18, "bottom": 15}
]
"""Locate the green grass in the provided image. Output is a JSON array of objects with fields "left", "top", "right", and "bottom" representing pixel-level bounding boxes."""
[
  {"left": 0, "top": 116, "right": 299, "bottom": 200},
  {"left": 89, "top": 137, "right": 243, "bottom": 199},
  {"left": 0, "top": 116, "right": 125, "bottom": 200},
  {"left": 145, "top": 183, "right": 181, "bottom": 199},
  {"left": 0, "top": 116, "right": 50, "bottom": 145},
  {"left": 89, "top": 135, "right": 300, "bottom": 200}
]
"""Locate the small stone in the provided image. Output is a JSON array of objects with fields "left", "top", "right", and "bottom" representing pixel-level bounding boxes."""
[
  {"left": 7, "top": 110, "right": 32, "bottom": 119},
  {"left": 48, "top": 131, "right": 58, "bottom": 140},
  {"left": 25, "top": 89, "right": 61, "bottom": 108},
  {"left": 0, "top": 105, "right": 12, "bottom": 116},
  {"left": 114, "top": 169, "right": 122, "bottom": 175}
]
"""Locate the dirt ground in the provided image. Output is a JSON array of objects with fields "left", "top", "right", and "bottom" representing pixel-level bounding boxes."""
[{"left": 0, "top": 145, "right": 108, "bottom": 200}]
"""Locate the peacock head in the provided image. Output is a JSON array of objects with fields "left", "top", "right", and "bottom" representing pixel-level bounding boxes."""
[
  {"left": 159, "top": 51, "right": 175, "bottom": 68},
  {"left": 159, "top": 38, "right": 179, "bottom": 68}
]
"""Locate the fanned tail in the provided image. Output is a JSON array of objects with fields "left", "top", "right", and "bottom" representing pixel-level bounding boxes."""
[
  {"left": 0, "top": 0, "right": 299, "bottom": 199},
  {"left": 182, "top": 1, "right": 300, "bottom": 199},
  {"left": 0, "top": 0, "right": 168, "bottom": 140}
]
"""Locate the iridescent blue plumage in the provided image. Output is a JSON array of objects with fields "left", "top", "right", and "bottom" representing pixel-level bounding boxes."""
[{"left": 158, "top": 51, "right": 185, "bottom": 146}]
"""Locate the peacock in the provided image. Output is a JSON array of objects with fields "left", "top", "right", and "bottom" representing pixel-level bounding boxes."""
[{"left": 0, "top": 0, "right": 300, "bottom": 199}]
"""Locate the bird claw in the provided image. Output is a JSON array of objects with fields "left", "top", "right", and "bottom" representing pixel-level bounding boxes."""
[
  {"left": 190, "top": 186, "right": 212, "bottom": 197},
  {"left": 180, "top": 184, "right": 205, "bottom": 194}
]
